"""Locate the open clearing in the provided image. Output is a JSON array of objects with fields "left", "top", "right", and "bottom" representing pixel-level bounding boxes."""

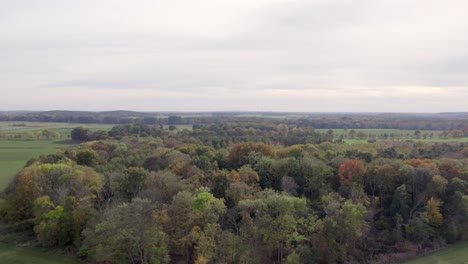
[
  {"left": 0, "top": 122, "right": 113, "bottom": 138},
  {"left": 0, "top": 140, "right": 69, "bottom": 190},
  {"left": 400, "top": 241, "right": 468, "bottom": 264},
  {"left": 0, "top": 243, "right": 80, "bottom": 264},
  {"left": 0, "top": 122, "right": 113, "bottom": 191}
]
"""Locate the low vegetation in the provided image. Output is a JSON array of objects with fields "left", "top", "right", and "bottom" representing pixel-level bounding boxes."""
[
  {"left": 0, "top": 140, "right": 67, "bottom": 190},
  {"left": 0, "top": 243, "right": 79, "bottom": 264},
  {"left": 401, "top": 241, "right": 468, "bottom": 264}
]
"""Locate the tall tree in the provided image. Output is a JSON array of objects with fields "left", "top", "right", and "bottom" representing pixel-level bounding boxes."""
[{"left": 339, "top": 160, "right": 366, "bottom": 186}]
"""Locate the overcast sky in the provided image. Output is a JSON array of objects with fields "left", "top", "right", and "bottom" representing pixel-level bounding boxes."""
[{"left": 1, "top": 0, "right": 468, "bottom": 112}]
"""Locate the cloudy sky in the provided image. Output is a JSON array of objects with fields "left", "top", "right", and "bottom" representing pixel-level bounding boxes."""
[{"left": 1, "top": 0, "right": 468, "bottom": 112}]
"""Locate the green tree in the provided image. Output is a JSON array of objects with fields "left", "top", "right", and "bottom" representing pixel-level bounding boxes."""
[
  {"left": 227, "top": 142, "right": 274, "bottom": 169},
  {"left": 117, "top": 167, "right": 149, "bottom": 201},
  {"left": 426, "top": 197, "right": 443, "bottom": 227},
  {"left": 76, "top": 149, "right": 99, "bottom": 167},
  {"left": 33, "top": 196, "right": 64, "bottom": 247},
  {"left": 300, "top": 158, "right": 333, "bottom": 200},
  {"left": 390, "top": 184, "right": 411, "bottom": 220},
  {"left": 83, "top": 198, "right": 169, "bottom": 264},
  {"left": 315, "top": 194, "right": 367, "bottom": 263},
  {"left": 41, "top": 129, "right": 60, "bottom": 139},
  {"left": 238, "top": 190, "right": 311, "bottom": 263},
  {"left": 70, "top": 127, "right": 90, "bottom": 142}
]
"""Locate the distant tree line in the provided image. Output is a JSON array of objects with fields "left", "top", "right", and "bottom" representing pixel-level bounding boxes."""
[
  {"left": 70, "top": 123, "right": 334, "bottom": 146},
  {"left": 1, "top": 111, "right": 468, "bottom": 130}
]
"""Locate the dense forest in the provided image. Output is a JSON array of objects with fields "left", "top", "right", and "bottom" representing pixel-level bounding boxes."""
[{"left": 1, "top": 122, "right": 467, "bottom": 263}]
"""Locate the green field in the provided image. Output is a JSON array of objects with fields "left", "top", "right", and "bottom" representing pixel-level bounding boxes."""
[
  {"left": 0, "top": 140, "right": 70, "bottom": 190},
  {"left": 0, "top": 243, "right": 81, "bottom": 264},
  {"left": 410, "top": 138, "right": 468, "bottom": 143},
  {"left": 343, "top": 138, "right": 468, "bottom": 144},
  {"left": 0, "top": 122, "right": 114, "bottom": 191},
  {"left": 314, "top": 129, "right": 468, "bottom": 144},
  {"left": 400, "top": 241, "right": 468, "bottom": 264},
  {"left": 0, "top": 122, "right": 113, "bottom": 138},
  {"left": 315, "top": 128, "right": 442, "bottom": 135}
]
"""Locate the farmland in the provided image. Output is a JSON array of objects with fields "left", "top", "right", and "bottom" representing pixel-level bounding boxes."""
[
  {"left": 401, "top": 241, "right": 468, "bottom": 264},
  {"left": 315, "top": 129, "right": 468, "bottom": 144},
  {"left": 0, "top": 140, "right": 67, "bottom": 190},
  {"left": 0, "top": 122, "right": 113, "bottom": 139},
  {"left": 0, "top": 122, "right": 113, "bottom": 190}
]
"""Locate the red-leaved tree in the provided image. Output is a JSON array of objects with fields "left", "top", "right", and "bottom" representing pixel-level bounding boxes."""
[{"left": 338, "top": 160, "right": 366, "bottom": 186}]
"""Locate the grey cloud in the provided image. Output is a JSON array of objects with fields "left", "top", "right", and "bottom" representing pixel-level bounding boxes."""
[{"left": 1, "top": 0, "right": 468, "bottom": 111}]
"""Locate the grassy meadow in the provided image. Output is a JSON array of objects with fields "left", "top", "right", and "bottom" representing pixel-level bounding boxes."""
[
  {"left": 0, "top": 122, "right": 113, "bottom": 191},
  {"left": 0, "top": 122, "right": 113, "bottom": 138},
  {"left": 0, "top": 140, "right": 68, "bottom": 190},
  {"left": 342, "top": 137, "right": 468, "bottom": 144},
  {"left": 400, "top": 241, "right": 468, "bottom": 264},
  {"left": 0, "top": 243, "right": 81, "bottom": 264},
  {"left": 315, "top": 129, "right": 468, "bottom": 144},
  {"left": 315, "top": 128, "right": 442, "bottom": 135}
]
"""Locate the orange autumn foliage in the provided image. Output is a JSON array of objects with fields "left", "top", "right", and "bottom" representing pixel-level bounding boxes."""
[{"left": 338, "top": 160, "right": 366, "bottom": 186}]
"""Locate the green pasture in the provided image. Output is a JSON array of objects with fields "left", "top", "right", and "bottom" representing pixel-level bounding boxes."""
[
  {"left": 0, "top": 122, "right": 113, "bottom": 138},
  {"left": 343, "top": 138, "right": 468, "bottom": 144},
  {"left": 0, "top": 122, "right": 114, "bottom": 191},
  {"left": 0, "top": 140, "right": 70, "bottom": 190},
  {"left": 342, "top": 139, "right": 370, "bottom": 144},
  {"left": 400, "top": 241, "right": 468, "bottom": 264},
  {"left": 315, "top": 129, "right": 468, "bottom": 144},
  {"left": 0, "top": 243, "right": 81, "bottom": 264},
  {"left": 411, "top": 138, "right": 468, "bottom": 143},
  {"left": 315, "top": 128, "right": 442, "bottom": 135}
]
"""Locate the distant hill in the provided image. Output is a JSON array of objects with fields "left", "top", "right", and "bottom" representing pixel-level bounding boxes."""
[{"left": 38, "top": 110, "right": 155, "bottom": 117}]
